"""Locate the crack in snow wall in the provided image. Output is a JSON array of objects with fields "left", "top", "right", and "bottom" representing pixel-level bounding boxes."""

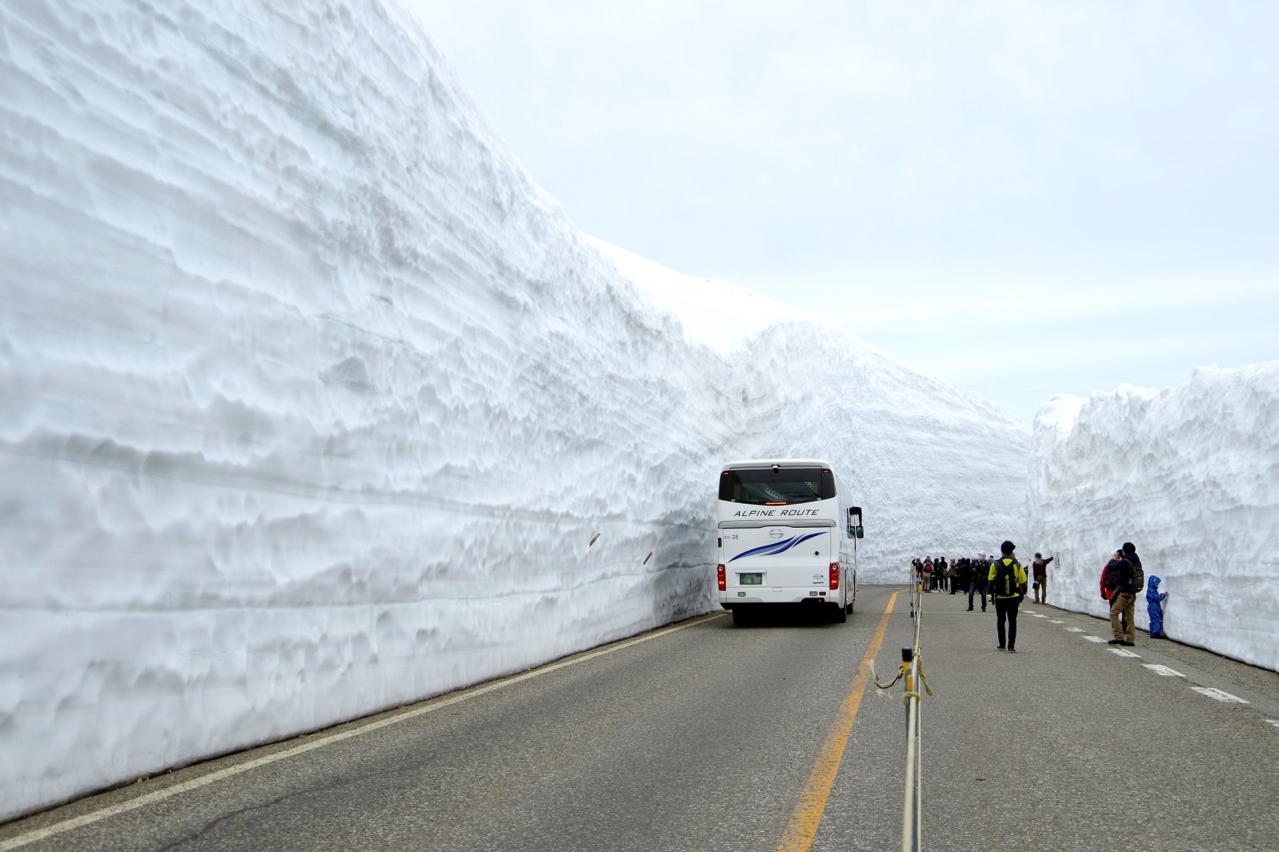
[
  {"left": 0, "top": 0, "right": 1026, "bottom": 819},
  {"left": 1027, "top": 364, "right": 1279, "bottom": 671}
]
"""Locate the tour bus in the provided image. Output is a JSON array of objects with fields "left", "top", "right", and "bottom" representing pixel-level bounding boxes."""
[{"left": 716, "top": 459, "right": 863, "bottom": 625}]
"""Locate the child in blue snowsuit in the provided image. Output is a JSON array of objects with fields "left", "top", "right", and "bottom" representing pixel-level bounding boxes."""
[{"left": 1147, "top": 575, "right": 1168, "bottom": 638}]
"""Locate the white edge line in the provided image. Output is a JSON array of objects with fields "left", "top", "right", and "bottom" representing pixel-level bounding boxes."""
[
  {"left": 1189, "top": 686, "right": 1249, "bottom": 704},
  {"left": 0, "top": 613, "right": 725, "bottom": 850}
]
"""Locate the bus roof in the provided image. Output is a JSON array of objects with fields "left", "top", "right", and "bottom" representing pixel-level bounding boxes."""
[{"left": 721, "top": 459, "right": 833, "bottom": 471}]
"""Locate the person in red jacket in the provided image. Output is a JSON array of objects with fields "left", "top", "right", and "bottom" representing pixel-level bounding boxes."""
[
  {"left": 1098, "top": 551, "right": 1131, "bottom": 635},
  {"left": 1099, "top": 555, "right": 1114, "bottom": 601}
]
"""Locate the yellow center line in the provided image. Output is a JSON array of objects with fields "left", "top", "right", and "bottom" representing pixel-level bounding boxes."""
[{"left": 777, "top": 590, "right": 901, "bottom": 852}]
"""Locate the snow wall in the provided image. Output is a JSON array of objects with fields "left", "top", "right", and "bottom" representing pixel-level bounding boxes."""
[
  {"left": 1027, "top": 363, "right": 1279, "bottom": 671},
  {"left": 0, "top": 0, "right": 1026, "bottom": 820}
]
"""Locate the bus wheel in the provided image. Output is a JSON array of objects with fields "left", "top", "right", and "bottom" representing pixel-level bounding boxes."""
[{"left": 830, "top": 602, "right": 847, "bottom": 623}]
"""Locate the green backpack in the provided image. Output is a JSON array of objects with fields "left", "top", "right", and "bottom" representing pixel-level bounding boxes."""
[{"left": 1129, "top": 560, "right": 1144, "bottom": 594}]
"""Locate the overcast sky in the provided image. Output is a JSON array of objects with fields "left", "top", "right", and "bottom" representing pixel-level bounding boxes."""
[{"left": 406, "top": 0, "right": 1279, "bottom": 420}]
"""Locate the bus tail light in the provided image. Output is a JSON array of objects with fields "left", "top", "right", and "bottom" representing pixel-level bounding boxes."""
[
  {"left": 829, "top": 562, "right": 840, "bottom": 590},
  {"left": 717, "top": 564, "right": 726, "bottom": 591}
]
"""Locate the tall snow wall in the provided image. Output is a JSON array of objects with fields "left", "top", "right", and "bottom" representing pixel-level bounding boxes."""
[
  {"left": 1027, "top": 363, "right": 1279, "bottom": 671},
  {"left": 0, "top": 0, "right": 1025, "bottom": 819}
]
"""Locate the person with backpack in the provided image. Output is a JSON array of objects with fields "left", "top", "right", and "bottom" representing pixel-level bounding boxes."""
[
  {"left": 1103, "top": 550, "right": 1137, "bottom": 646},
  {"left": 922, "top": 557, "right": 933, "bottom": 592},
  {"left": 936, "top": 556, "right": 949, "bottom": 591},
  {"left": 1122, "top": 542, "right": 1144, "bottom": 596},
  {"left": 987, "top": 541, "right": 1028, "bottom": 652}
]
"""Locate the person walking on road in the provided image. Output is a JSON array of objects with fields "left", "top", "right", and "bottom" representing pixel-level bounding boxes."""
[
  {"left": 1103, "top": 551, "right": 1137, "bottom": 646},
  {"left": 970, "top": 553, "right": 989, "bottom": 612},
  {"left": 1031, "top": 552, "right": 1054, "bottom": 604},
  {"left": 988, "top": 541, "right": 1028, "bottom": 652}
]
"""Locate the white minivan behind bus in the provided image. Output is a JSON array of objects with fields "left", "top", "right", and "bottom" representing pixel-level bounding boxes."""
[{"left": 716, "top": 459, "right": 863, "bottom": 625}]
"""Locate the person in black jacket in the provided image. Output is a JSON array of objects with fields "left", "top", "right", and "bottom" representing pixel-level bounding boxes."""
[
  {"left": 1104, "top": 553, "right": 1137, "bottom": 646},
  {"left": 952, "top": 558, "right": 969, "bottom": 596}
]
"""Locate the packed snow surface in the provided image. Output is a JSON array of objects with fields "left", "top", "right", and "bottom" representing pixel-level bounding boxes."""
[
  {"left": 0, "top": 0, "right": 1027, "bottom": 819},
  {"left": 1028, "top": 363, "right": 1279, "bottom": 671}
]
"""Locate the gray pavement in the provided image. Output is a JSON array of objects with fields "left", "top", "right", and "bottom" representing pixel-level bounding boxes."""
[{"left": 3, "top": 586, "right": 1277, "bottom": 851}]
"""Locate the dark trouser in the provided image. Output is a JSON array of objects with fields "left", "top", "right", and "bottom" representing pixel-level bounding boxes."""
[
  {"left": 968, "top": 580, "right": 986, "bottom": 610},
  {"left": 995, "top": 596, "right": 1020, "bottom": 648}
]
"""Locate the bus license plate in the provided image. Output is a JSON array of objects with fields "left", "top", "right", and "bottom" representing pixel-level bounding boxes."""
[{"left": 739, "top": 573, "right": 762, "bottom": 585}]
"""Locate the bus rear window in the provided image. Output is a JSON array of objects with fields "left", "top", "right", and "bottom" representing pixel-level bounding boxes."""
[{"left": 718, "top": 468, "right": 835, "bottom": 505}]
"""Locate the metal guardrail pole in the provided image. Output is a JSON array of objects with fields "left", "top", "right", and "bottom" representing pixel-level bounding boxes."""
[{"left": 900, "top": 572, "right": 924, "bottom": 852}]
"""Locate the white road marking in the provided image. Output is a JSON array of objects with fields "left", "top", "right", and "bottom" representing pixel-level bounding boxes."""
[
  {"left": 0, "top": 613, "right": 725, "bottom": 850},
  {"left": 1191, "top": 687, "right": 1248, "bottom": 704},
  {"left": 1029, "top": 614, "right": 1046, "bottom": 618},
  {"left": 1109, "top": 648, "right": 1142, "bottom": 658},
  {"left": 1048, "top": 619, "right": 1064, "bottom": 624},
  {"left": 1142, "top": 664, "right": 1186, "bottom": 678},
  {"left": 1064, "top": 627, "right": 1084, "bottom": 633},
  {"left": 1082, "top": 636, "right": 1106, "bottom": 643},
  {"left": 1265, "top": 720, "right": 1279, "bottom": 729}
]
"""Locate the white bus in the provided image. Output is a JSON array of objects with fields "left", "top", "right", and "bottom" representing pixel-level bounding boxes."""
[{"left": 716, "top": 459, "right": 863, "bottom": 625}]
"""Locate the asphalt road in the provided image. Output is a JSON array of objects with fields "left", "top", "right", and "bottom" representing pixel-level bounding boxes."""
[{"left": 3, "top": 586, "right": 1278, "bottom": 851}]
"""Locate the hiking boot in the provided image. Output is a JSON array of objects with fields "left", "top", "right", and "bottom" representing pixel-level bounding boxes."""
[
  {"left": 966, "top": 607, "right": 973, "bottom": 611},
  {"left": 997, "top": 645, "right": 1005, "bottom": 650},
  {"left": 1009, "top": 647, "right": 1016, "bottom": 653},
  {"left": 1120, "top": 640, "right": 1136, "bottom": 647},
  {"left": 1108, "top": 639, "right": 1123, "bottom": 645}
]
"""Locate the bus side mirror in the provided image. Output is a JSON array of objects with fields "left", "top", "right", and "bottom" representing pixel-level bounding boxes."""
[
  {"left": 848, "top": 506, "right": 863, "bottom": 538},
  {"left": 854, "top": 525, "right": 864, "bottom": 539}
]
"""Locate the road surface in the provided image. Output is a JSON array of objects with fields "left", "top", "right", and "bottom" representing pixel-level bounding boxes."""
[{"left": 4, "top": 586, "right": 1278, "bottom": 850}]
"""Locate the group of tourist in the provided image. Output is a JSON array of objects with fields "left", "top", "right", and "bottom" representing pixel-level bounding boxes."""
[
  {"left": 911, "top": 543, "right": 1169, "bottom": 653},
  {"left": 910, "top": 552, "right": 1053, "bottom": 607},
  {"left": 911, "top": 546, "right": 1056, "bottom": 653}
]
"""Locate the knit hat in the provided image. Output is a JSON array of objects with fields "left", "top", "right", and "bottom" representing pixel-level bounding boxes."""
[
  {"left": 1000, "top": 540, "right": 1015, "bottom": 555},
  {"left": 1121, "top": 542, "right": 1136, "bottom": 556}
]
